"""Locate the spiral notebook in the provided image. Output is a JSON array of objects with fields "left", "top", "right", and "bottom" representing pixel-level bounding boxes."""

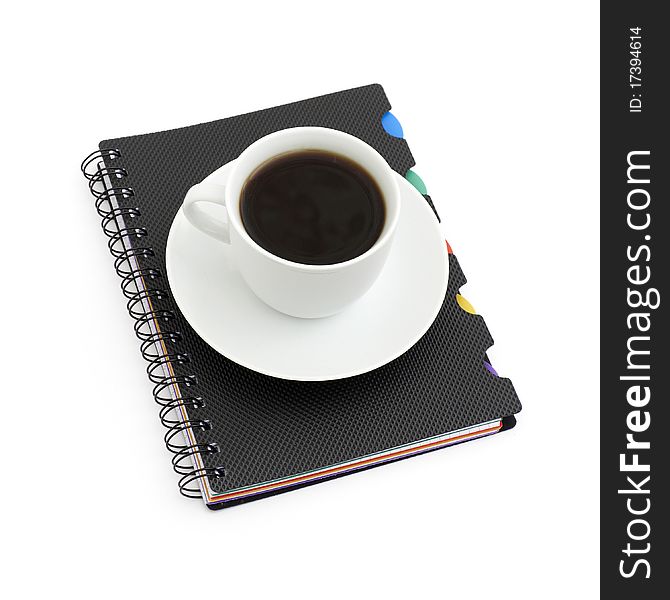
[{"left": 82, "top": 84, "right": 521, "bottom": 509}]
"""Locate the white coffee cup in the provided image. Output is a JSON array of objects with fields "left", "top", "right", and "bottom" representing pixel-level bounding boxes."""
[{"left": 182, "top": 127, "right": 401, "bottom": 318}]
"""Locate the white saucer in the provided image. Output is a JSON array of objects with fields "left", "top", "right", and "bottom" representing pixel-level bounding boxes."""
[{"left": 166, "top": 172, "right": 449, "bottom": 381}]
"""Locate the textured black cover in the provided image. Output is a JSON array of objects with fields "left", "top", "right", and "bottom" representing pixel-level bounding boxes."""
[{"left": 94, "top": 84, "right": 521, "bottom": 507}]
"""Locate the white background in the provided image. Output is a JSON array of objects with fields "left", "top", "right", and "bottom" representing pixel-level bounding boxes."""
[{"left": 1, "top": 1, "right": 599, "bottom": 598}]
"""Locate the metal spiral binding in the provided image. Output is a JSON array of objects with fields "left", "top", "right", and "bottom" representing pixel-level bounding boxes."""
[{"left": 81, "top": 149, "right": 224, "bottom": 499}]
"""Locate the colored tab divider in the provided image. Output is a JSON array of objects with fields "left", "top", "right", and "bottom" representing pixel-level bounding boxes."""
[
  {"left": 484, "top": 361, "right": 499, "bottom": 377},
  {"left": 381, "top": 111, "right": 404, "bottom": 138},
  {"left": 456, "top": 293, "right": 476, "bottom": 315},
  {"left": 405, "top": 169, "right": 427, "bottom": 195}
]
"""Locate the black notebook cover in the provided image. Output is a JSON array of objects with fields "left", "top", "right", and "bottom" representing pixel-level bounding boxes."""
[{"left": 82, "top": 84, "right": 521, "bottom": 509}]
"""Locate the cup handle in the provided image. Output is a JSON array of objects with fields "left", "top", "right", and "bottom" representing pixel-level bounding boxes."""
[{"left": 183, "top": 163, "right": 234, "bottom": 243}]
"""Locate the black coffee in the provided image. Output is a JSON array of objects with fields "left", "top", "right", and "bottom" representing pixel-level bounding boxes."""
[{"left": 240, "top": 150, "right": 385, "bottom": 265}]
